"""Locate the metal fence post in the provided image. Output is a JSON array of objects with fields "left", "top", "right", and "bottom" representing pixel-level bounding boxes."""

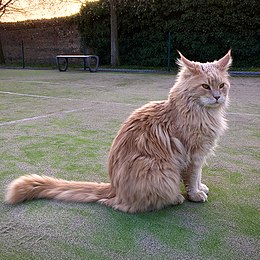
[
  {"left": 167, "top": 32, "right": 171, "bottom": 72},
  {"left": 21, "top": 40, "right": 25, "bottom": 68}
]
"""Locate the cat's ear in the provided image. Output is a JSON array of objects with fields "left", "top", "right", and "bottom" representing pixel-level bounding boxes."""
[
  {"left": 177, "top": 51, "right": 201, "bottom": 74},
  {"left": 216, "top": 50, "right": 232, "bottom": 71}
]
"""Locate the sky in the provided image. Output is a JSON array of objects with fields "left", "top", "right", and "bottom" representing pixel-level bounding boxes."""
[{"left": 1, "top": 1, "right": 88, "bottom": 23}]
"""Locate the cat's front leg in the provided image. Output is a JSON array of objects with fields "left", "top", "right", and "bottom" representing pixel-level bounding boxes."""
[
  {"left": 186, "top": 174, "right": 208, "bottom": 203},
  {"left": 182, "top": 157, "right": 208, "bottom": 202}
]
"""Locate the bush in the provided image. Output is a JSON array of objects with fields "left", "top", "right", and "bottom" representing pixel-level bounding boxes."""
[{"left": 78, "top": 0, "right": 260, "bottom": 68}]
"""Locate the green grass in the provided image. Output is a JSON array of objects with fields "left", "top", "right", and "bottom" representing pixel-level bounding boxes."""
[{"left": 0, "top": 69, "right": 259, "bottom": 260}]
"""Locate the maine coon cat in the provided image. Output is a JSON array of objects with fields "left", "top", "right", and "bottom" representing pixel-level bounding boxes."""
[{"left": 5, "top": 51, "right": 232, "bottom": 213}]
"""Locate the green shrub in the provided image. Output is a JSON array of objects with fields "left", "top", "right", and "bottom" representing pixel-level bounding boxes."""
[{"left": 78, "top": 0, "right": 260, "bottom": 68}]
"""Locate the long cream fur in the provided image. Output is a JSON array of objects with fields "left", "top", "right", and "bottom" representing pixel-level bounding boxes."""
[{"left": 5, "top": 51, "right": 232, "bottom": 213}]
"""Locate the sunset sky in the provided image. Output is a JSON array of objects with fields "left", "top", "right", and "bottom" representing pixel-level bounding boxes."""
[{"left": 1, "top": 1, "right": 95, "bottom": 23}]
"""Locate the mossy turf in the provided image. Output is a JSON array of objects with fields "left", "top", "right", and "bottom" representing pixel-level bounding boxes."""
[{"left": 0, "top": 69, "right": 259, "bottom": 259}]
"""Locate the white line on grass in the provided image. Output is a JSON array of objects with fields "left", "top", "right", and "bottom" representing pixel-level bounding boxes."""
[
  {"left": 0, "top": 79, "right": 62, "bottom": 85},
  {"left": 0, "top": 90, "right": 137, "bottom": 106},
  {"left": 16, "top": 81, "right": 61, "bottom": 85},
  {"left": 0, "top": 107, "right": 92, "bottom": 127},
  {"left": 0, "top": 91, "right": 76, "bottom": 101}
]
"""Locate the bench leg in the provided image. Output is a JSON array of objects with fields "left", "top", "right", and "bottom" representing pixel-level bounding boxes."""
[
  {"left": 83, "top": 58, "right": 87, "bottom": 71},
  {"left": 89, "top": 56, "right": 99, "bottom": 73},
  {"left": 57, "top": 57, "right": 68, "bottom": 72}
]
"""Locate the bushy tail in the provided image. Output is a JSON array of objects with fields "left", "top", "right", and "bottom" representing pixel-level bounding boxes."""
[{"left": 5, "top": 174, "right": 114, "bottom": 204}]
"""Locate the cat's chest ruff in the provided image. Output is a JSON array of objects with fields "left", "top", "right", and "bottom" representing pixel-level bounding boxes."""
[
  {"left": 183, "top": 105, "right": 224, "bottom": 132},
  {"left": 176, "top": 111, "right": 224, "bottom": 152}
]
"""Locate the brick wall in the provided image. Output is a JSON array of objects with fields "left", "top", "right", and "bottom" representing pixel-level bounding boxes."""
[{"left": 0, "top": 17, "right": 82, "bottom": 65}]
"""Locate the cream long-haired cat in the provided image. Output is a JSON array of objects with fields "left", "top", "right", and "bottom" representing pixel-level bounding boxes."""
[{"left": 5, "top": 51, "right": 232, "bottom": 213}]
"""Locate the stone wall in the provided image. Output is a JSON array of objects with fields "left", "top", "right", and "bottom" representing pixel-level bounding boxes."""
[{"left": 0, "top": 17, "right": 82, "bottom": 65}]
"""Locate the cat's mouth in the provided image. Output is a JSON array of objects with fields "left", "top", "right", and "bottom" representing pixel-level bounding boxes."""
[
  {"left": 207, "top": 101, "right": 223, "bottom": 108},
  {"left": 199, "top": 97, "right": 224, "bottom": 108}
]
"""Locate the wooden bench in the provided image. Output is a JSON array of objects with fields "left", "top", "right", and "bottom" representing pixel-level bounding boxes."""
[{"left": 56, "top": 55, "right": 99, "bottom": 72}]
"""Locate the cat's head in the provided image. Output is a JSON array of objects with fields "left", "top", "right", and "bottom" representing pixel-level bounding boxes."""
[{"left": 175, "top": 50, "right": 232, "bottom": 109}]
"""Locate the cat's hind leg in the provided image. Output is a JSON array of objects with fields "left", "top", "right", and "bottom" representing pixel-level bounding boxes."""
[
  {"left": 100, "top": 165, "right": 185, "bottom": 213},
  {"left": 99, "top": 197, "right": 133, "bottom": 213},
  {"left": 99, "top": 192, "right": 184, "bottom": 213}
]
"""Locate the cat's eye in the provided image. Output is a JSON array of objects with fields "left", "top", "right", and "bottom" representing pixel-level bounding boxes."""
[
  {"left": 219, "top": 83, "right": 225, "bottom": 89},
  {"left": 202, "top": 84, "right": 211, "bottom": 90}
]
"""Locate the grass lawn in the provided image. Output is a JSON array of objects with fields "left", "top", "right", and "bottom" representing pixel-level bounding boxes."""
[{"left": 0, "top": 69, "right": 259, "bottom": 259}]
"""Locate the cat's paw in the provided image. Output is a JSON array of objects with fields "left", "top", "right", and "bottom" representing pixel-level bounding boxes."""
[
  {"left": 176, "top": 194, "right": 185, "bottom": 204},
  {"left": 169, "top": 194, "right": 185, "bottom": 205},
  {"left": 199, "top": 183, "right": 209, "bottom": 194},
  {"left": 188, "top": 191, "right": 208, "bottom": 202}
]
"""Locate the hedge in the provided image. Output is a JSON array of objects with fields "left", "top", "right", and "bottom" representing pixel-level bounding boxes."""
[{"left": 78, "top": 0, "right": 260, "bottom": 68}]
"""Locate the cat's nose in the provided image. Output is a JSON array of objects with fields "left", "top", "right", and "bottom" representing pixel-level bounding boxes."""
[{"left": 212, "top": 90, "right": 221, "bottom": 101}]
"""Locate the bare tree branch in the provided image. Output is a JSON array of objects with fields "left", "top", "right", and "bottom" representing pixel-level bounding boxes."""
[
  {"left": 0, "top": 0, "right": 21, "bottom": 18},
  {"left": 0, "top": 0, "right": 89, "bottom": 20}
]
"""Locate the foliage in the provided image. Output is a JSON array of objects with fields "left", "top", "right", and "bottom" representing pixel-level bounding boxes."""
[
  {"left": 79, "top": 0, "right": 260, "bottom": 68},
  {"left": 78, "top": 0, "right": 110, "bottom": 64}
]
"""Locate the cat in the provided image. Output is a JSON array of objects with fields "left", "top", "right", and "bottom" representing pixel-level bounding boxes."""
[{"left": 5, "top": 51, "right": 232, "bottom": 213}]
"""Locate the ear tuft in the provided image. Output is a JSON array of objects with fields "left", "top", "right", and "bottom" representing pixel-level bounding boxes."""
[
  {"left": 216, "top": 50, "right": 232, "bottom": 71},
  {"left": 177, "top": 51, "right": 201, "bottom": 74}
]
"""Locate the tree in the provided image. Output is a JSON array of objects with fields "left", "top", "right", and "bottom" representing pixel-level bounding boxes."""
[
  {"left": 0, "top": 0, "right": 21, "bottom": 63},
  {"left": 110, "top": 0, "right": 119, "bottom": 66},
  {"left": 0, "top": 0, "right": 86, "bottom": 63},
  {"left": 0, "top": 1, "right": 87, "bottom": 21},
  {"left": 0, "top": 0, "right": 26, "bottom": 18},
  {"left": 0, "top": 0, "right": 121, "bottom": 66}
]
